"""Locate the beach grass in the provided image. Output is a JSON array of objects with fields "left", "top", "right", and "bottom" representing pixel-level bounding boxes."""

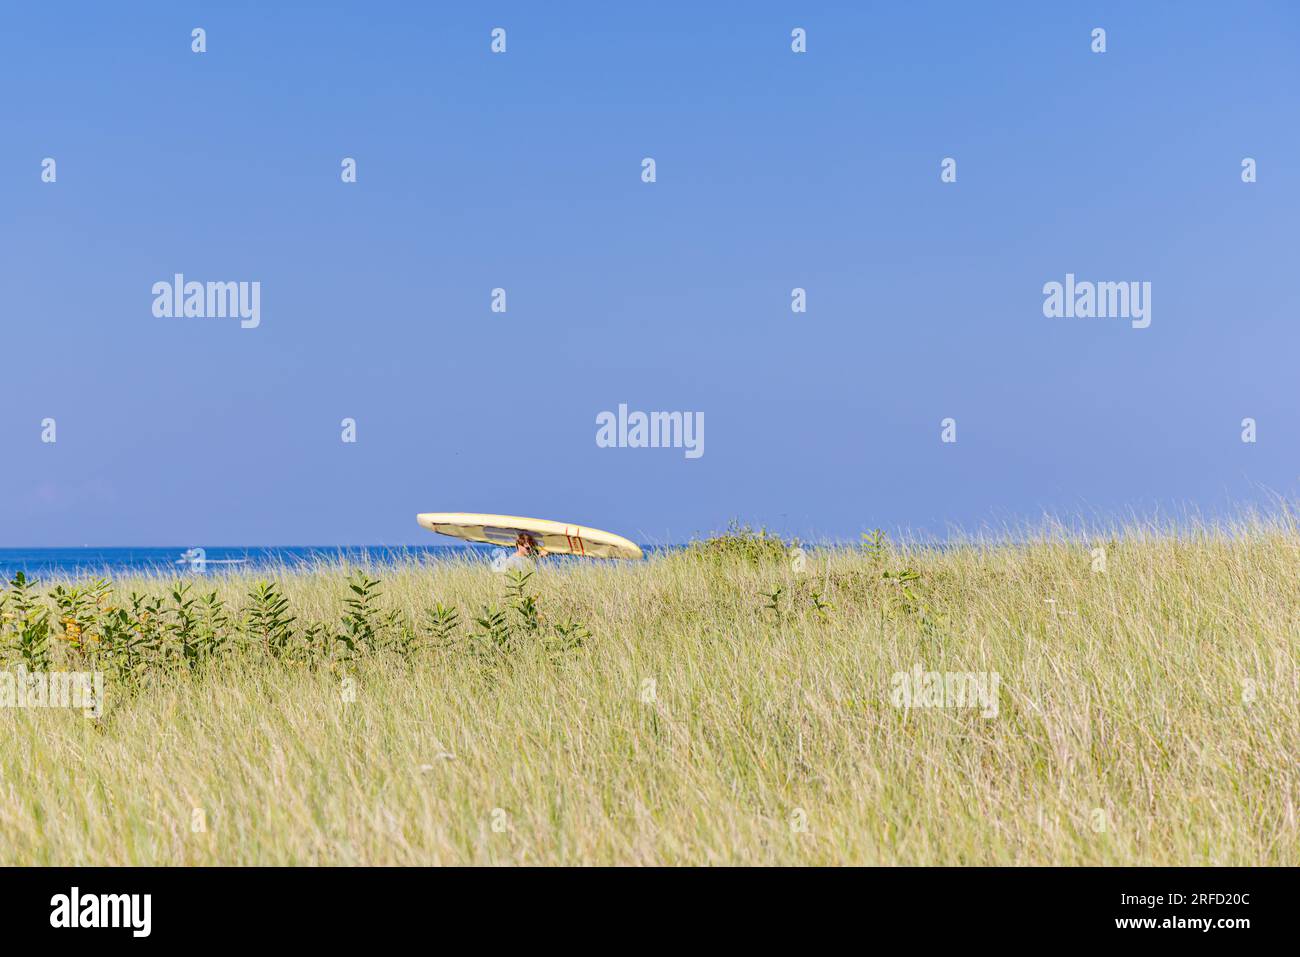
[{"left": 1, "top": 524, "right": 1297, "bottom": 865}]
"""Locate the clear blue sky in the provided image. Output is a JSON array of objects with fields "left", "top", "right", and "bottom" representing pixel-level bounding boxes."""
[{"left": 2, "top": 2, "right": 1297, "bottom": 547}]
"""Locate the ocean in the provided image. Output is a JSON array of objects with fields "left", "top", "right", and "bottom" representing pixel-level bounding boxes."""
[{"left": 0, "top": 546, "right": 494, "bottom": 580}]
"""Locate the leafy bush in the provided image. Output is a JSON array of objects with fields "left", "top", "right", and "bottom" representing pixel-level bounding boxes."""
[
  {"left": 0, "top": 566, "right": 594, "bottom": 703},
  {"left": 685, "top": 521, "right": 795, "bottom": 565}
]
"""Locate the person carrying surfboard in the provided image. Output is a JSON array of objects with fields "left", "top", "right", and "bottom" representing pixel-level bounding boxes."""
[
  {"left": 416, "top": 513, "right": 644, "bottom": 561},
  {"left": 514, "top": 532, "right": 541, "bottom": 558}
]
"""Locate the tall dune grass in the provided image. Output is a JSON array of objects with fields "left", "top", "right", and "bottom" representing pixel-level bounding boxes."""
[{"left": 1, "top": 524, "right": 1296, "bottom": 865}]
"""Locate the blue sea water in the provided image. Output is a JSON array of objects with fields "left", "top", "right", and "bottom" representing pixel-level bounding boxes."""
[
  {"left": 0, "top": 545, "right": 693, "bottom": 580},
  {"left": 0, "top": 546, "right": 495, "bottom": 580}
]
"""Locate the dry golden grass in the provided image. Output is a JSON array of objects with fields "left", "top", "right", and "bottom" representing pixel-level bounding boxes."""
[{"left": 1, "top": 527, "right": 1297, "bottom": 865}]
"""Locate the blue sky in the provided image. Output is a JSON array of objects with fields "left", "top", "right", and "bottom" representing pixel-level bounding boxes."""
[{"left": 2, "top": 2, "right": 1298, "bottom": 547}]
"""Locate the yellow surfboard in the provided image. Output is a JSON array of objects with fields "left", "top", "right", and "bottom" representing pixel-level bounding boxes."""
[{"left": 416, "top": 512, "right": 644, "bottom": 560}]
